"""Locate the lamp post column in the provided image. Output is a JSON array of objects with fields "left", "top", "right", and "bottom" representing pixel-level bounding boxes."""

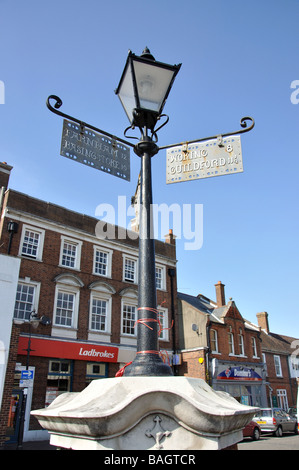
[{"left": 124, "top": 133, "right": 173, "bottom": 376}]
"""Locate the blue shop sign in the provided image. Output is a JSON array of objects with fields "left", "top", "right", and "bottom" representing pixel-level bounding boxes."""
[{"left": 217, "top": 366, "right": 262, "bottom": 381}]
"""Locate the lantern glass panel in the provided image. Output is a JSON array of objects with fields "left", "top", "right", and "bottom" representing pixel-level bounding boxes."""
[{"left": 133, "top": 61, "right": 175, "bottom": 114}]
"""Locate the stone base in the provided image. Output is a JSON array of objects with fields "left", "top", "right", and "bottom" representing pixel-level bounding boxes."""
[{"left": 31, "top": 377, "right": 258, "bottom": 450}]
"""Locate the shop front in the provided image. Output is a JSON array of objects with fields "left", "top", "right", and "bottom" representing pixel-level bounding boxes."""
[
  {"left": 211, "top": 359, "right": 267, "bottom": 408},
  {"left": 11, "top": 336, "right": 120, "bottom": 442}
]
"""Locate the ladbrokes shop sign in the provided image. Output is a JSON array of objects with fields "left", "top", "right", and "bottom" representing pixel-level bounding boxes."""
[{"left": 18, "top": 336, "right": 118, "bottom": 363}]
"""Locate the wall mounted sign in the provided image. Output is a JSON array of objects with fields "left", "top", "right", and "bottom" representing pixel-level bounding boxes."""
[
  {"left": 166, "top": 135, "right": 243, "bottom": 184},
  {"left": 18, "top": 336, "right": 118, "bottom": 363},
  {"left": 217, "top": 366, "right": 262, "bottom": 381},
  {"left": 60, "top": 119, "right": 130, "bottom": 181}
]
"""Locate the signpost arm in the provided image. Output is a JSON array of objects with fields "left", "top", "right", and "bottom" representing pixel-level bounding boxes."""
[
  {"left": 46, "top": 95, "right": 136, "bottom": 149},
  {"left": 159, "top": 116, "right": 255, "bottom": 150}
]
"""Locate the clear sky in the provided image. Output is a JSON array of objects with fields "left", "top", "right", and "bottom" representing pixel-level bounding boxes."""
[{"left": 0, "top": 0, "right": 298, "bottom": 338}]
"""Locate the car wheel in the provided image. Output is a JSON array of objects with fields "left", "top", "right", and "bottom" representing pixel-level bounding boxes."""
[
  {"left": 252, "top": 428, "right": 260, "bottom": 441},
  {"left": 274, "top": 426, "right": 283, "bottom": 437}
]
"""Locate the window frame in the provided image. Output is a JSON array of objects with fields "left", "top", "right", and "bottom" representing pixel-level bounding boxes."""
[
  {"left": 19, "top": 224, "right": 45, "bottom": 261},
  {"left": 123, "top": 255, "right": 138, "bottom": 284},
  {"left": 210, "top": 329, "right": 219, "bottom": 353},
  {"left": 93, "top": 245, "right": 112, "bottom": 278},
  {"left": 59, "top": 236, "right": 82, "bottom": 271},
  {"left": 158, "top": 307, "right": 169, "bottom": 341},
  {"left": 274, "top": 354, "right": 283, "bottom": 377},
  {"left": 121, "top": 302, "right": 137, "bottom": 337},
  {"left": 238, "top": 329, "right": 245, "bottom": 356},
  {"left": 52, "top": 275, "right": 82, "bottom": 333},
  {"left": 251, "top": 336, "right": 258, "bottom": 358},
  {"left": 14, "top": 278, "right": 41, "bottom": 321},
  {"left": 155, "top": 265, "right": 166, "bottom": 291},
  {"left": 228, "top": 327, "right": 235, "bottom": 355}
]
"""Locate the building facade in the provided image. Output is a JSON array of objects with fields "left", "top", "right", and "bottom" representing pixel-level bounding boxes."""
[
  {"left": 178, "top": 282, "right": 267, "bottom": 408},
  {"left": 256, "top": 311, "right": 298, "bottom": 411},
  {"left": 0, "top": 163, "right": 178, "bottom": 444}
]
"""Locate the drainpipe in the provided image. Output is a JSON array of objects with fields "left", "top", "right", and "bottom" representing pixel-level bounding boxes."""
[{"left": 168, "top": 268, "right": 178, "bottom": 375}]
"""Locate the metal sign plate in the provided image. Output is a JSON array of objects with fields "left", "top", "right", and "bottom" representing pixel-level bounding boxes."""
[
  {"left": 166, "top": 135, "right": 243, "bottom": 184},
  {"left": 60, "top": 119, "right": 130, "bottom": 181}
]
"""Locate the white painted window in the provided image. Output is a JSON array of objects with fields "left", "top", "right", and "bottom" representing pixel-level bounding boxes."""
[
  {"left": 274, "top": 355, "right": 282, "bottom": 377},
  {"left": 59, "top": 236, "right": 82, "bottom": 270},
  {"left": 123, "top": 256, "right": 137, "bottom": 283},
  {"left": 19, "top": 224, "right": 45, "bottom": 261},
  {"left": 14, "top": 278, "right": 40, "bottom": 321}
]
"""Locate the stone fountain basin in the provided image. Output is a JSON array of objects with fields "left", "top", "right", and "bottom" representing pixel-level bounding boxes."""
[{"left": 31, "top": 376, "right": 259, "bottom": 450}]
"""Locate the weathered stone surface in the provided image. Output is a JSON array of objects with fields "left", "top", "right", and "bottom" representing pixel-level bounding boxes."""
[{"left": 31, "top": 377, "right": 258, "bottom": 450}]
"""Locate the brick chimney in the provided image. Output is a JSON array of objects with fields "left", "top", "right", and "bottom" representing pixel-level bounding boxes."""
[
  {"left": 215, "top": 281, "right": 226, "bottom": 307},
  {"left": 256, "top": 312, "right": 269, "bottom": 333},
  {"left": 0, "top": 162, "right": 13, "bottom": 190},
  {"left": 164, "top": 229, "right": 176, "bottom": 245}
]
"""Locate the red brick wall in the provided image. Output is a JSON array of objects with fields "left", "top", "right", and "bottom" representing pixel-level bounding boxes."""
[
  {"left": 0, "top": 189, "right": 178, "bottom": 439},
  {"left": 0, "top": 325, "right": 21, "bottom": 448}
]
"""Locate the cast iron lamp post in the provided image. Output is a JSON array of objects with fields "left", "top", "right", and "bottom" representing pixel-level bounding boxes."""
[
  {"left": 115, "top": 48, "right": 181, "bottom": 376},
  {"left": 46, "top": 47, "right": 254, "bottom": 378}
]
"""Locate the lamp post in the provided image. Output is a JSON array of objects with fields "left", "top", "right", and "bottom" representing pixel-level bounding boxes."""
[
  {"left": 115, "top": 48, "right": 181, "bottom": 376},
  {"left": 46, "top": 47, "right": 254, "bottom": 378}
]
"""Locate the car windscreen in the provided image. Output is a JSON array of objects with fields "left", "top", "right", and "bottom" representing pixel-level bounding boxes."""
[{"left": 259, "top": 410, "right": 272, "bottom": 417}]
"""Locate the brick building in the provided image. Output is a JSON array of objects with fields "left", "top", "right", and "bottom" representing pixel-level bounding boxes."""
[
  {"left": 177, "top": 282, "right": 267, "bottom": 408},
  {"left": 0, "top": 163, "right": 178, "bottom": 445},
  {"left": 256, "top": 311, "right": 298, "bottom": 411}
]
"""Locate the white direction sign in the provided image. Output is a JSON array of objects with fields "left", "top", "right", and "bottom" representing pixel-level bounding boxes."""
[{"left": 166, "top": 135, "right": 243, "bottom": 184}]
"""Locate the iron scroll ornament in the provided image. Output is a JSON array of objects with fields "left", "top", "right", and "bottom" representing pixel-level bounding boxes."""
[
  {"left": 46, "top": 95, "right": 136, "bottom": 149},
  {"left": 46, "top": 95, "right": 254, "bottom": 151},
  {"left": 159, "top": 116, "right": 255, "bottom": 150}
]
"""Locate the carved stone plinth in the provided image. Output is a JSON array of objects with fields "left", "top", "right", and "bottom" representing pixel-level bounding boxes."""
[{"left": 31, "top": 377, "right": 258, "bottom": 450}]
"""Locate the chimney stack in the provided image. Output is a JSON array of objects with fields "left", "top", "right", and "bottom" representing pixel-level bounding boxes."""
[
  {"left": 256, "top": 312, "right": 270, "bottom": 333},
  {"left": 164, "top": 229, "right": 176, "bottom": 245},
  {"left": 215, "top": 281, "right": 226, "bottom": 307}
]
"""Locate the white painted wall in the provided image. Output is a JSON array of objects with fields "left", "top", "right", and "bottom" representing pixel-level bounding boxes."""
[{"left": 0, "top": 254, "right": 20, "bottom": 409}]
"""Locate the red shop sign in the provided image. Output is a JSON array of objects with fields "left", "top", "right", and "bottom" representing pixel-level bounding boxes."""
[{"left": 18, "top": 336, "right": 118, "bottom": 363}]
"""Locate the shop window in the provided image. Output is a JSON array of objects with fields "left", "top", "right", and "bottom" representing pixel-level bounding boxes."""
[
  {"left": 86, "top": 362, "right": 107, "bottom": 385},
  {"left": 46, "top": 360, "right": 72, "bottom": 406}
]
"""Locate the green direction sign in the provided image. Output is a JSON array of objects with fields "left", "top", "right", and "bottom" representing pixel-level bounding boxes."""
[{"left": 60, "top": 119, "right": 130, "bottom": 181}]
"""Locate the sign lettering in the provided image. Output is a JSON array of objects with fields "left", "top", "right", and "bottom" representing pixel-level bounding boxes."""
[
  {"left": 60, "top": 119, "right": 130, "bottom": 181},
  {"left": 166, "top": 135, "right": 243, "bottom": 184}
]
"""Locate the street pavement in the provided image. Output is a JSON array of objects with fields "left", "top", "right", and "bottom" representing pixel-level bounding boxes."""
[
  {"left": 238, "top": 433, "right": 299, "bottom": 450},
  {"left": 3, "top": 434, "right": 299, "bottom": 450}
]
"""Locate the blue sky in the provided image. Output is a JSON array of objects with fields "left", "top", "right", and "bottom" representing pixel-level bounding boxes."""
[{"left": 0, "top": 0, "right": 298, "bottom": 338}]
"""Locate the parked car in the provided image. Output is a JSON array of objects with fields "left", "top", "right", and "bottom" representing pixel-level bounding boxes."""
[
  {"left": 288, "top": 407, "right": 297, "bottom": 418},
  {"left": 242, "top": 420, "right": 261, "bottom": 440},
  {"left": 253, "top": 408, "right": 298, "bottom": 437}
]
